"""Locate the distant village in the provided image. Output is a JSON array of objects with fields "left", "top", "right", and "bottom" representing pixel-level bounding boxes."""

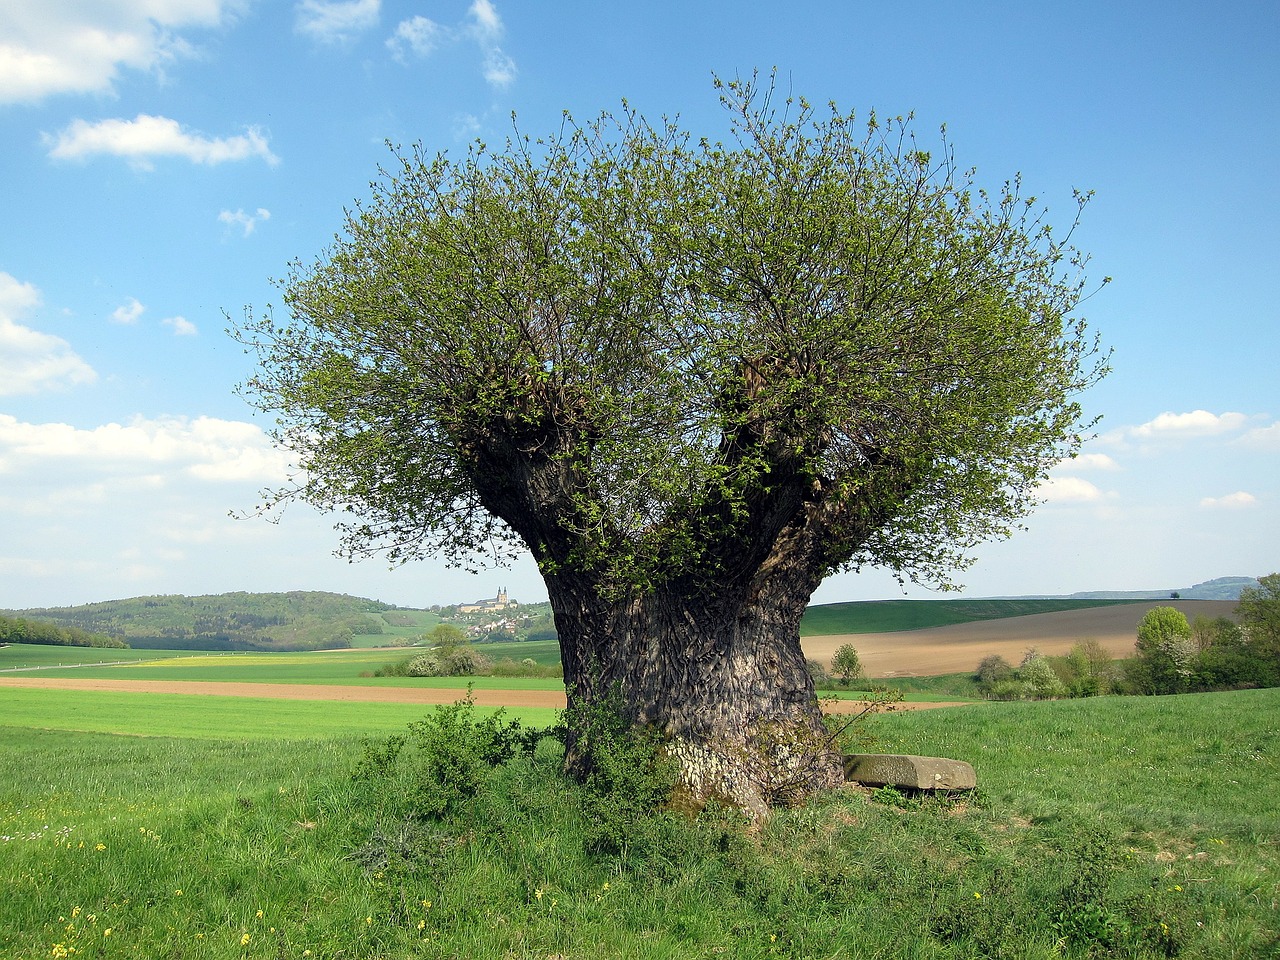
[{"left": 445, "top": 588, "right": 553, "bottom": 641}]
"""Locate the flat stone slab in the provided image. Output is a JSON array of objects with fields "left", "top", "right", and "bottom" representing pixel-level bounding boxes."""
[{"left": 844, "top": 754, "right": 976, "bottom": 791}]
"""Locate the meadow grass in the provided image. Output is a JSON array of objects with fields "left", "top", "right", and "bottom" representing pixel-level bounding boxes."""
[{"left": 1, "top": 687, "right": 1276, "bottom": 958}]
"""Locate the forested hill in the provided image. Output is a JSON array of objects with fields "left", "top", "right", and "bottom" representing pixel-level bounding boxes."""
[{"left": 2, "top": 591, "right": 396, "bottom": 652}]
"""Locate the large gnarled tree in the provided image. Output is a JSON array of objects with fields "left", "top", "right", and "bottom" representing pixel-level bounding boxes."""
[{"left": 238, "top": 78, "right": 1107, "bottom": 815}]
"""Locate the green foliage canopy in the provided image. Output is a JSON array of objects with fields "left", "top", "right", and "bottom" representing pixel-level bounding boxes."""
[{"left": 238, "top": 76, "right": 1108, "bottom": 596}]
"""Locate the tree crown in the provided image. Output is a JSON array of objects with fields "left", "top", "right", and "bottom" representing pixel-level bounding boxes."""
[{"left": 237, "top": 75, "right": 1108, "bottom": 595}]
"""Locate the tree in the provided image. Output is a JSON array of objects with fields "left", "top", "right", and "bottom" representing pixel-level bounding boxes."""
[
  {"left": 1237, "top": 573, "right": 1280, "bottom": 661},
  {"left": 237, "top": 76, "right": 1107, "bottom": 815},
  {"left": 830, "top": 643, "right": 864, "bottom": 686},
  {"left": 1127, "top": 606, "right": 1194, "bottom": 694},
  {"left": 975, "top": 654, "right": 1014, "bottom": 692},
  {"left": 1018, "top": 650, "right": 1068, "bottom": 700},
  {"left": 425, "top": 623, "right": 468, "bottom": 654}
]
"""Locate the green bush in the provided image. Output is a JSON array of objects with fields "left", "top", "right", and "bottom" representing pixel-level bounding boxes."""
[{"left": 352, "top": 687, "right": 525, "bottom": 819}]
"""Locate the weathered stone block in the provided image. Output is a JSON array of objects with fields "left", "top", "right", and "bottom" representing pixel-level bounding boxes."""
[{"left": 843, "top": 754, "right": 976, "bottom": 791}]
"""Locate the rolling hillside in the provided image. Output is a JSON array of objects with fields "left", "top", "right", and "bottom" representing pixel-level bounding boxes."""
[{"left": 0, "top": 592, "right": 430, "bottom": 652}]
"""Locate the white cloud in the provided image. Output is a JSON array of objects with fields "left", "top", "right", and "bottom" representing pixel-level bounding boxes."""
[
  {"left": 0, "top": 272, "right": 97, "bottom": 396},
  {"left": 1199, "top": 491, "right": 1257, "bottom": 510},
  {"left": 1130, "top": 410, "right": 1250, "bottom": 440},
  {"left": 1238, "top": 421, "right": 1280, "bottom": 451},
  {"left": 295, "top": 0, "right": 380, "bottom": 44},
  {"left": 1040, "top": 476, "right": 1106, "bottom": 503},
  {"left": 466, "top": 0, "right": 515, "bottom": 87},
  {"left": 480, "top": 47, "right": 516, "bottom": 87},
  {"left": 1057, "top": 452, "right": 1119, "bottom": 472},
  {"left": 387, "top": 15, "right": 447, "bottom": 61},
  {"left": 0, "top": 271, "right": 40, "bottom": 313},
  {"left": 218, "top": 207, "right": 271, "bottom": 237},
  {"left": 45, "top": 114, "right": 279, "bottom": 169},
  {"left": 111, "top": 296, "right": 144, "bottom": 324},
  {"left": 0, "top": 413, "right": 290, "bottom": 484},
  {"left": 0, "top": 0, "right": 246, "bottom": 104},
  {"left": 162, "top": 315, "right": 198, "bottom": 336}
]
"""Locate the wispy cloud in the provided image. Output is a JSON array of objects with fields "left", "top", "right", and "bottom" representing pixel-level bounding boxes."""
[
  {"left": 218, "top": 207, "right": 271, "bottom": 237},
  {"left": 0, "top": 1, "right": 246, "bottom": 104},
  {"left": 466, "top": 0, "right": 515, "bottom": 87},
  {"left": 383, "top": 2, "right": 515, "bottom": 87},
  {"left": 1200, "top": 491, "right": 1257, "bottom": 510},
  {"left": 296, "top": 0, "right": 380, "bottom": 44},
  {"left": 111, "top": 297, "right": 144, "bottom": 324},
  {"left": 1237, "top": 421, "right": 1280, "bottom": 451},
  {"left": 162, "top": 316, "right": 198, "bottom": 337},
  {"left": 45, "top": 114, "right": 279, "bottom": 169},
  {"left": 386, "top": 16, "right": 448, "bottom": 61},
  {"left": 0, "top": 272, "right": 96, "bottom": 396}
]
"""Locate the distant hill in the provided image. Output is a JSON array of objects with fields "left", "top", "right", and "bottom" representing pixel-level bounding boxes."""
[
  {"left": 1059, "top": 576, "right": 1259, "bottom": 601},
  {"left": 2, "top": 591, "right": 401, "bottom": 652}
]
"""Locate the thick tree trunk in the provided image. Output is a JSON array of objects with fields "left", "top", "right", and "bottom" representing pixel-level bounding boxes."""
[
  {"left": 456, "top": 384, "right": 881, "bottom": 817},
  {"left": 545, "top": 559, "right": 845, "bottom": 819}
]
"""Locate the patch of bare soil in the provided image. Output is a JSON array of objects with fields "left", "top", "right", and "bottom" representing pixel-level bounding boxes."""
[{"left": 803, "top": 600, "right": 1236, "bottom": 677}]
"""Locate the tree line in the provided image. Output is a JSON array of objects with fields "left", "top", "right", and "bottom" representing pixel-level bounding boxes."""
[
  {"left": 0, "top": 615, "right": 125, "bottom": 649},
  {"left": 972, "top": 574, "right": 1280, "bottom": 699}
]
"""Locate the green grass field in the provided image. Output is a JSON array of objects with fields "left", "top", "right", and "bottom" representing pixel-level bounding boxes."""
[{"left": 1, "top": 671, "right": 1276, "bottom": 958}]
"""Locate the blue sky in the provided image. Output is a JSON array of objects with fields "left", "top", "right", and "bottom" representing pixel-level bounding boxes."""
[{"left": 1, "top": 0, "right": 1277, "bottom": 610}]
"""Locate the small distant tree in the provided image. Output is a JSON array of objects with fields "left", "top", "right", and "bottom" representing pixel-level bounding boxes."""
[
  {"left": 425, "top": 623, "right": 468, "bottom": 654},
  {"left": 830, "top": 643, "right": 864, "bottom": 686},
  {"left": 1058, "top": 638, "right": 1115, "bottom": 696},
  {"left": 1126, "top": 606, "right": 1194, "bottom": 694},
  {"left": 974, "top": 654, "right": 1014, "bottom": 695},
  {"left": 1019, "top": 649, "right": 1067, "bottom": 699},
  {"left": 1191, "top": 615, "right": 1244, "bottom": 653}
]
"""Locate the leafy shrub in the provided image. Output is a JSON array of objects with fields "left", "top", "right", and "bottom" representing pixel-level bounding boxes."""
[
  {"left": 556, "top": 686, "right": 679, "bottom": 862},
  {"left": 405, "top": 653, "right": 440, "bottom": 676},
  {"left": 352, "top": 687, "right": 525, "bottom": 819}
]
